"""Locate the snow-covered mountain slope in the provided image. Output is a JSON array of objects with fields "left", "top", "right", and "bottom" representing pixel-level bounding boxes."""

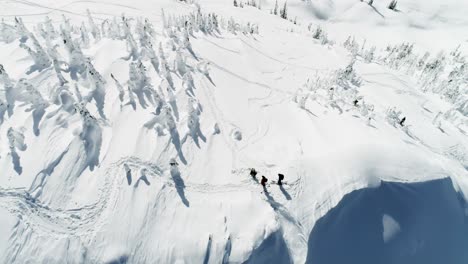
[{"left": 0, "top": 0, "right": 467, "bottom": 263}]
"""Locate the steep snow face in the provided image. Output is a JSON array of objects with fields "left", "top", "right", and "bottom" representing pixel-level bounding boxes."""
[
  {"left": 0, "top": 0, "right": 467, "bottom": 263},
  {"left": 307, "top": 178, "right": 468, "bottom": 264}
]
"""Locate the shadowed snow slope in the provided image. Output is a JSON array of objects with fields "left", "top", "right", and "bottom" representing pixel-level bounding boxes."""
[{"left": 307, "top": 177, "right": 468, "bottom": 264}]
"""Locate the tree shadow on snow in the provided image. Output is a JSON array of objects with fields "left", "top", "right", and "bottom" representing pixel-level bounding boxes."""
[
  {"left": 134, "top": 169, "right": 150, "bottom": 187},
  {"left": 306, "top": 177, "right": 468, "bottom": 264},
  {"left": 203, "top": 235, "right": 213, "bottom": 264},
  {"left": 124, "top": 164, "right": 132, "bottom": 186},
  {"left": 32, "top": 108, "right": 45, "bottom": 136},
  {"left": 29, "top": 149, "right": 69, "bottom": 196},
  {"left": 11, "top": 150, "right": 23, "bottom": 175},
  {"left": 370, "top": 5, "right": 385, "bottom": 19},
  {"left": 169, "top": 128, "right": 187, "bottom": 165},
  {"left": 170, "top": 166, "right": 189, "bottom": 207},
  {"left": 26, "top": 64, "right": 49, "bottom": 75}
]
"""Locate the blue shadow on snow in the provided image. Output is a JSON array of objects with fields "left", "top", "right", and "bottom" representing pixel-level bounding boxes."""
[{"left": 306, "top": 177, "right": 468, "bottom": 264}]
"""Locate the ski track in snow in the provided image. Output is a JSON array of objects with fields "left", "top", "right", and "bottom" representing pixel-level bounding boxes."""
[
  {"left": 2, "top": 0, "right": 149, "bottom": 19},
  {"left": 0, "top": 156, "right": 303, "bottom": 237},
  {"left": 0, "top": 0, "right": 466, "bottom": 261}
]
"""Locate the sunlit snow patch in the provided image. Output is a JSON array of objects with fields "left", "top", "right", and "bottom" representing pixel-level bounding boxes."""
[{"left": 382, "top": 214, "right": 401, "bottom": 243}]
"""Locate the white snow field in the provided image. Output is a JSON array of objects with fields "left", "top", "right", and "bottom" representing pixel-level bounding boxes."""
[{"left": 0, "top": 0, "right": 467, "bottom": 263}]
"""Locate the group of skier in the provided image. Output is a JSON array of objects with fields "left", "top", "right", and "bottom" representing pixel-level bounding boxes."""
[{"left": 249, "top": 168, "right": 284, "bottom": 187}]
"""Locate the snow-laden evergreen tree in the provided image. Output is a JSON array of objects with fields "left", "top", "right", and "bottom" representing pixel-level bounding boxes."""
[
  {"left": 83, "top": 58, "right": 107, "bottom": 119},
  {"left": 144, "top": 97, "right": 166, "bottom": 132},
  {"left": 183, "top": 97, "right": 206, "bottom": 147},
  {"left": 60, "top": 26, "right": 87, "bottom": 80},
  {"left": 0, "top": 64, "right": 15, "bottom": 117},
  {"left": 450, "top": 45, "right": 464, "bottom": 63},
  {"left": 15, "top": 79, "right": 49, "bottom": 135},
  {"left": 0, "top": 65, "right": 12, "bottom": 124},
  {"left": 111, "top": 73, "right": 126, "bottom": 103},
  {"left": 87, "top": 9, "right": 101, "bottom": 41},
  {"left": 80, "top": 22, "right": 91, "bottom": 48},
  {"left": 1, "top": 19, "right": 17, "bottom": 43},
  {"left": 356, "top": 99, "right": 375, "bottom": 119},
  {"left": 0, "top": 99, "right": 7, "bottom": 125},
  {"left": 0, "top": 64, "right": 13, "bottom": 88},
  {"left": 175, "top": 50, "right": 187, "bottom": 75},
  {"left": 135, "top": 19, "right": 151, "bottom": 52},
  {"left": 37, "top": 16, "right": 57, "bottom": 42},
  {"left": 48, "top": 45, "right": 68, "bottom": 86},
  {"left": 336, "top": 58, "right": 362, "bottom": 88},
  {"left": 124, "top": 32, "right": 140, "bottom": 61},
  {"left": 61, "top": 14, "right": 72, "bottom": 33},
  {"left": 108, "top": 17, "right": 122, "bottom": 39},
  {"left": 74, "top": 103, "right": 102, "bottom": 171},
  {"left": 311, "top": 25, "right": 330, "bottom": 45},
  {"left": 159, "top": 43, "right": 175, "bottom": 89},
  {"left": 152, "top": 85, "right": 164, "bottom": 116},
  {"left": 280, "top": 2, "right": 288, "bottom": 19},
  {"left": 181, "top": 27, "right": 191, "bottom": 50},
  {"left": 49, "top": 85, "right": 77, "bottom": 116},
  {"left": 121, "top": 17, "right": 139, "bottom": 61},
  {"left": 44, "top": 16, "right": 57, "bottom": 39},
  {"left": 60, "top": 24, "right": 75, "bottom": 52},
  {"left": 68, "top": 48, "right": 87, "bottom": 80},
  {"left": 363, "top": 46, "right": 376, "bottom": 63},
  {"left": 14, "top": 17, "right": 30, "bottom": 43},
  {"left": 146, "top": 42, "right": 160, "bottom": 74},
  {"left": 183, "top": 71, "right": 195, "bottom": 96},
  {"left": 419, "top": 51, "right": 446, "bottom": 91},
  {"left": 19, "top": 33, "right": 51, "bottom": 73},
  {"left": 274, "top": 0, "right": 279, "bottom": 15},
  {"left": 161, "top": 104, "right": 185, "bottom": 165},
  {"left": 386, "top": 107, "right": 405, "bottom": 127},
  {"left": 343, "top": 36, "right": 359, "bottom": 56},
  {"left": 144, "top": 18, "right": 156, "bottom": 38},
  {"left": 128, "top": 61, "right": 155, "bottom": 108}
]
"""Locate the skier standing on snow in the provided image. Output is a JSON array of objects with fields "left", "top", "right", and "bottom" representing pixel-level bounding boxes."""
[
  {"left": 261, "top": 176, "right": 268, "bottom": 187},
  {"left": 277, "top": 174, "right": 284, "bottom": 185},
  {"left": 399, "top": 117, "right": 406, "bottom": 126},
  {"left": 170, "top": 159, "right": 179, "bottom": 167},
  {"left": 250, "top": 168, "right": 257, "bottom": 178}
]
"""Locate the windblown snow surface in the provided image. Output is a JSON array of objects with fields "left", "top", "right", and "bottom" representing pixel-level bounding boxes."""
[{"left": 0, "top": 0, "right": 467, "bottom": 263}]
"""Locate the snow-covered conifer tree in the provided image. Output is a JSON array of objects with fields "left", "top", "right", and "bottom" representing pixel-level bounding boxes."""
[
  {"left": 280, "top": 2, "right": 288, "bottom": 19},
  {"left": 15, "top": 79, "right": 49, "bottom": 135},
  {"left": 19, "top": 34, "right": 51, "bottom": 72},
  {"left": 1, "top": 19, "right": 17, "bottom": 43},
  {"left": 87, "top": 9, "right": 101, "bottom": 41},
  {"left": 0, "top": 65, "right": 15, "bottom": 117}
]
